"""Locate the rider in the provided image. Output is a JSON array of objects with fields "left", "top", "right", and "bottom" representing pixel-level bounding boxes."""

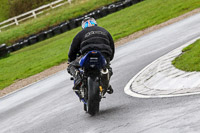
[{"left": 67, "top": 17, "right": 115, "bottom": 94}]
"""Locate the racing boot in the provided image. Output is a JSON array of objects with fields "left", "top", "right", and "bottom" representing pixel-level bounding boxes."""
[
  {"left": 106, "top": 67, "right": 113, "bottom": 94},
  {"left": 67, "top": 64, "right": 82, "bottom": 91},
  {"left": 101, "top": 68, "right": 114, "bottom": 94},
  {"left": 107, "top": 85, "right": 113, "bottom": 94}
]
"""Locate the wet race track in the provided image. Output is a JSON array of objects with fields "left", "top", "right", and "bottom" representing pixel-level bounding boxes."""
[{"left": 1, "top": 13, "right": 200, "bottom": 133}]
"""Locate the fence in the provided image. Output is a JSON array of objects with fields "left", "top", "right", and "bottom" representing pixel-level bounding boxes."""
[{"left": 0, "top": 0, "right": 72, "bottom": 32}]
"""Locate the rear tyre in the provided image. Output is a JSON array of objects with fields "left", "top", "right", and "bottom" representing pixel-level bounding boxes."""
[
  {"left": 87, "top": 77, "right": 100, "bottom": 116},
  {"left": 84, "top": 104, "right": 87, "bottom": 111}
]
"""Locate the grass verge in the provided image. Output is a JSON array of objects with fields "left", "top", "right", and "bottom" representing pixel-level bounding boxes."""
[
  {"left": 1, "top": 0, "right": 200, "bottom": 89},
  {"left": 172, "top": 39, "right": 200, "bottom": 71}
]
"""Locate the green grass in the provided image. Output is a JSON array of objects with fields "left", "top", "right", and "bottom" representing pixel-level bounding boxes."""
[
  {"left": 0, "top": 0, "right": 10, "bottom": 22},
  {"left": 0, "top": 0, "right": 118, "bottom": 46},
  {"left": 0, "top": 31, "right": 75, "bottom": 89},
  {"left": 172, "top": 39, "right": 200, "bottom": 71},
  {"left": 1, "top": 0, "right": 200, "bottom": 89},
  {"left": 103, "top": 0, "right": 200, "bottom": 41}
]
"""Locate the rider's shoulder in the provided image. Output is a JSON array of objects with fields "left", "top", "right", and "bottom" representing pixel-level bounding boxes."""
[{"left": 78, "top": 26, "right": 109, "bottom": 37}]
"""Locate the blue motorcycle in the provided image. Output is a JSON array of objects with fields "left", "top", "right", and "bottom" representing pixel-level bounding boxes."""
[{"left": 73, "top": 50, "right": 109, "bottom": 115}]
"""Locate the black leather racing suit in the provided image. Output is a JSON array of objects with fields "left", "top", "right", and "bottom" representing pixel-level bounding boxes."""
[
  {"left": 68, "top": 26, "right": 114, "bottom": 62},
  {"left": 67, "top": 26, "right": 115, "bottom": 89}
]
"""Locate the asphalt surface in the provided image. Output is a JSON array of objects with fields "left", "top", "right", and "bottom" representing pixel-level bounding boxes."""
[{"left": 1, "top": 12, "right": 200, "bottom": 133}]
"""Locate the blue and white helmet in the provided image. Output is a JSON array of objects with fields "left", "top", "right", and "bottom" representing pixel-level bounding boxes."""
[{"left": 81, "top": 17, "right": 97, "bottom": 29}]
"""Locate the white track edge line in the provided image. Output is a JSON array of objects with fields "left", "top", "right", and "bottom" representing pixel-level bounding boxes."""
[{"left": 124, "top": 36, "right": 200, "bottom": 99}]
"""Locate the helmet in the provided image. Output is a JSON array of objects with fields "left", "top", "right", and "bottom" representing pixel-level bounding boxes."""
[{"left": 81, "top": 17, "right": 97, "bottom": 29}]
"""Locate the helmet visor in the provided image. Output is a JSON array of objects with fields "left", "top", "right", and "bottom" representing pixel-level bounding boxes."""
[{"left": 82, "top": 18, "right": 97, "bottom": 29}]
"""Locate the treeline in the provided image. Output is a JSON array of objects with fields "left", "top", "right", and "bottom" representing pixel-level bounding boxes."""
[{"left": 9, "top": 0, "right": 56, "bottom": 17}]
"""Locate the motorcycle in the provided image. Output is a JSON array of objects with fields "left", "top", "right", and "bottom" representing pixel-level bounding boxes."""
[{"left": 71, "top": 50, "right": 110, "bottom": 116}]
